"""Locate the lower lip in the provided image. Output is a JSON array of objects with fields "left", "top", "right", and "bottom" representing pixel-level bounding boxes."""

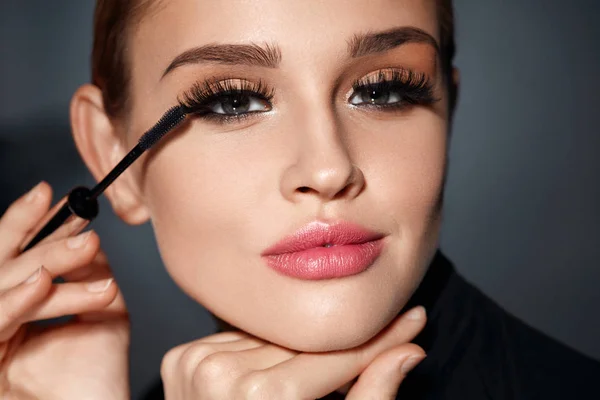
[{"left": 263, "top": 239, "right": 385, "bottom": 280}]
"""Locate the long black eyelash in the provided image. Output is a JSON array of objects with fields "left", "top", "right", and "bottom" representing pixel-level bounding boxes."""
[
  {"left": 351, "top": 69, "right": 439, "bottom": 108},
  {"left": 177, "top": 78, "right": 274, "bottom": 121}
]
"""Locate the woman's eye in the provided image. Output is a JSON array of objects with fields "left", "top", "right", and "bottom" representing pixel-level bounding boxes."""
[
  {"left": 208, "top": 93, "right": 271, "bottom": 115},
  {"left": 349, "top": 85, "right": 402, "bottom": 106}
]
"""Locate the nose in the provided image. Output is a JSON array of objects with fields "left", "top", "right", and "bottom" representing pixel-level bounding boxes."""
[{"left": 279, "top": 112, "right": 365, "bottom": 203}]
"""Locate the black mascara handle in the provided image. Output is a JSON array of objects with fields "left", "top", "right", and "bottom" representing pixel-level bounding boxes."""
[
  {"left": 20, "top": 106, "right": 187, "bottom": 253},
  {"left": 21, "top": 186, "right": 99, "bottom": 252}
]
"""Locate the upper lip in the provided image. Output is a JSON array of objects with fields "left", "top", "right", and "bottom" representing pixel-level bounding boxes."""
[{"left": 261, "top": 220, "right": 385, "bottom": 255}]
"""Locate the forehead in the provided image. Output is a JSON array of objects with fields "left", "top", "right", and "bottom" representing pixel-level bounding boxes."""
[
  {"left": 132, "top": 0, "right": 440, "bottom": 72},
  {"left": 140, "top": 0, "right": 439, "bottom": 34}
]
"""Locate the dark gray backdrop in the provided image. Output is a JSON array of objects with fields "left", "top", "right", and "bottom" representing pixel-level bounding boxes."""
[{"left": 1, "top": 1, "right": 599, "bottom": 398}]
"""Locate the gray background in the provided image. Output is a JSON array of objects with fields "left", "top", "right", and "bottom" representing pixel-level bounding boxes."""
[{"left": 1, "top": 1, "right": 599, "bottom": 398}]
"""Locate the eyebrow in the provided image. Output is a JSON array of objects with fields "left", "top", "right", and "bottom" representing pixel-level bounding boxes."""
[
  {"left": 161, "top": 43, "right": 281, "bottom": 78},
  {"left": 348, "top": 27, "right": 440, "bottom": 58},
  {"left": 161, "top": 27, "right": 438, "bottom": 79}
]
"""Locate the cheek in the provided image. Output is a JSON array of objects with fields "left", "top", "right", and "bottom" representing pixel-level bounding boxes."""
[
  {"left": 139, "top": 127, "right": 291, "bottom": 304},
  {"left": 142, "top": 134, "right": 263, "bottom": 289},
  {"left": 353, "top": 112, "right": 447, "bottom": 236}
]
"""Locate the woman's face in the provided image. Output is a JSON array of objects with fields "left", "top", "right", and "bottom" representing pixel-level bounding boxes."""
[{"left": 123, "top": 0, "right": 449, "bottom": 352}]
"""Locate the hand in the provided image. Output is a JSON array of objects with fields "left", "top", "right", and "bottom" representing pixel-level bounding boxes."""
[
  {"left": 161, "top": 305, "right": 426, "bottom": 399},
  {"left": 0, "top": 182, "right": 130, "bottom": 399}
]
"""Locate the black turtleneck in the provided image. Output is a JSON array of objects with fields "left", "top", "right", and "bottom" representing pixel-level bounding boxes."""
[{"left": 141, "top": 251, "right": 600, "bottom": 399}]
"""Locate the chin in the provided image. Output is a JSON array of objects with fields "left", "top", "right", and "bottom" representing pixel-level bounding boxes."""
[
  {"left": 228, "top": 298, "right": 402, "bottom": 353},
  {"left": 271, "top": 320, "right": 391, "bottom": 353}
]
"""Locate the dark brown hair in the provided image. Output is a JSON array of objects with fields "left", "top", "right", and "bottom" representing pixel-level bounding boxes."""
[{"left": 92, "top": 0, "right": 456, "bottom": 119}]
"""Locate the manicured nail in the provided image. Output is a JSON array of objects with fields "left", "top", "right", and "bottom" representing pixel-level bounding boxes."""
[
  {"left": 86, "top": 278, "right": 113, "bottom": 293},
  {"left": 24, "top": 182, "right": 42, "bottom": 203},
  {"left": 66, "top": 231, "right": 92, "bottom": 249},
  {"left": 24, "top": 266, "right": 43, "bottom": 284},
  {"left": 401, "top": 354, "right": 426, "bottom": 374},
  {"left": 405, "top": 306, "right": 426, "bottom": 321}
]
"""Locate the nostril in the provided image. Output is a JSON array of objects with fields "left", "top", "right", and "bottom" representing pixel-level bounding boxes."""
[{"left": 297, "top": 186, "right": 310, "bottom": 193}]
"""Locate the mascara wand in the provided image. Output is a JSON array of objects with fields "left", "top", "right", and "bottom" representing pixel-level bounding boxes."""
[{"left": 21, "top": 105, "right": 188, "bottom": 252}]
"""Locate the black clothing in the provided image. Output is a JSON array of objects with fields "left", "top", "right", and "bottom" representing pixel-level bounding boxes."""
[{"left": 141, "top": 251, "right": 600, "bottom": 399}]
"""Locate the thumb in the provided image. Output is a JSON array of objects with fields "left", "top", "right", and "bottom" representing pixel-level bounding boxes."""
[{"left": 346, "top": 343, "right": 426, "bottom": 400}]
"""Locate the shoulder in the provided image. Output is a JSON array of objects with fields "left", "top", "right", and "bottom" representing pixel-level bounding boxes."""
[
  {"left": 465, "top": 280, "right": 600, "bottom": 399},
  {"left": 502, "top": 308, "right": 600, "bottom": 396}
]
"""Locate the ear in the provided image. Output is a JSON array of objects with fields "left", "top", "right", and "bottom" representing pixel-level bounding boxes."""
[{"left": 70, "top": 84, "right": 150, "bottom": 225}]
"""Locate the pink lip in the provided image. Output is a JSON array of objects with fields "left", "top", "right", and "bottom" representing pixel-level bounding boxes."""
[{"left": 261, "top": 221, "right": 386, "bottom": 280}]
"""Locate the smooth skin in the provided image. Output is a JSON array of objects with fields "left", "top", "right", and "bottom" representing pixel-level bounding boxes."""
[
  {"left": 0, "top": 182, "right": 425, "bottom": 398},
  {"left": 1, "top": 0, "right": 458, "bottom": 397},
  {"left": 160, "top": 309, "right": 426, "bottom": 399}
]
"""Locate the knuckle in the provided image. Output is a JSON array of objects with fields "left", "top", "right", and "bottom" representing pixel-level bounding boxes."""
[
  {"left": 193, "top": 351, "right": 238, "bottom": 383},
  {"left": 237, "top": 372, "right": 298, "bottom": 400},
  {"left": 161, "top": 344, "right": 187, "bottom": 380},
  {"left": 159, "top": 358, "right": 170, "bottom": 382},
  {"left": 180, "top": 344, "right": 218, "bottom": 375}
]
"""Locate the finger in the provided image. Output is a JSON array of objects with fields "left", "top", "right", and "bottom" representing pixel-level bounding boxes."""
[
  {"left": 33, "top": 213, "right": 90, "bottom": 249},
  {"left": 0, "top": 266, "right": 52, "bottom": 340},
  {"left": 0, "top": 181, "right": 52, "bottom": 263},
  {"left": 229, "top": 342, "right": 296, "bottom": 371},
  {"left": 161, "top": 337, "right": 264, "bottom": 384},
  {"left": 74, "top": 277, "right": 128, "bottom": 321},
  {"left": 74, "top": 287, "right": 128, "bottom": 322},
  {"left": 21, "top": 277, "right": 118, "bottom": 322},
  {"left": 20, "top": 200, "right": 90, "bottom": 253},
  {"left": 59, "top": 249, "right": 128, "bottom": 320},
  {"left": 189, "top": 343, "right": 296, "bottom": 398},
  {"left": 346, "top": 343, "right": 426, "bottom": 400},
  {"left": 196, "top": 331, "right": 249, "bottom": 344},
  {"left": 255, "top": 305, "right": 427, "bottom": 400},
  {"left": 0, "top": 230, "right": 99, "bottom": 291},
  {"left": 60, "top": 248, "right": 110, "bottom": 282}
]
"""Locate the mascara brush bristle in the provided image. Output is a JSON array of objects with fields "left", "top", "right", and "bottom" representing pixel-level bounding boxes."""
[{"left": 138, "top": 105, "right": 187, "bottom": 150}]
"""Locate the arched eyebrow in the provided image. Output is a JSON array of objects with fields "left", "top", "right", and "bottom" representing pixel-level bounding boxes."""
[
  {"left": 161, "top": 27, "right": 439, "bottom": 79},
  {"left": 161, "top": 42, "right": 281, "bottom": 79},
  {"left": 348, "top": 26, "right": 440, "bottom": 58}
]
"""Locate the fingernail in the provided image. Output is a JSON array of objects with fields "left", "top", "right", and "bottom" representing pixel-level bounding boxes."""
[
  {"left": 66, "top": 231, "right": 92, "bottom": 249},
  {"left": 86, "top": 278, "right": 113, "bottom": 293},
  {"left": 24, "top": 266, "right": 43, "bottom": 284},
  {"left": 24, "top": 182, "right": 42, "bottom": 203},
  {"left": 401, "top": 354, "right": 426, "bottom": 374},
  {"left": 405, "top": 306, "right": 426, "bottom": 321}
]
